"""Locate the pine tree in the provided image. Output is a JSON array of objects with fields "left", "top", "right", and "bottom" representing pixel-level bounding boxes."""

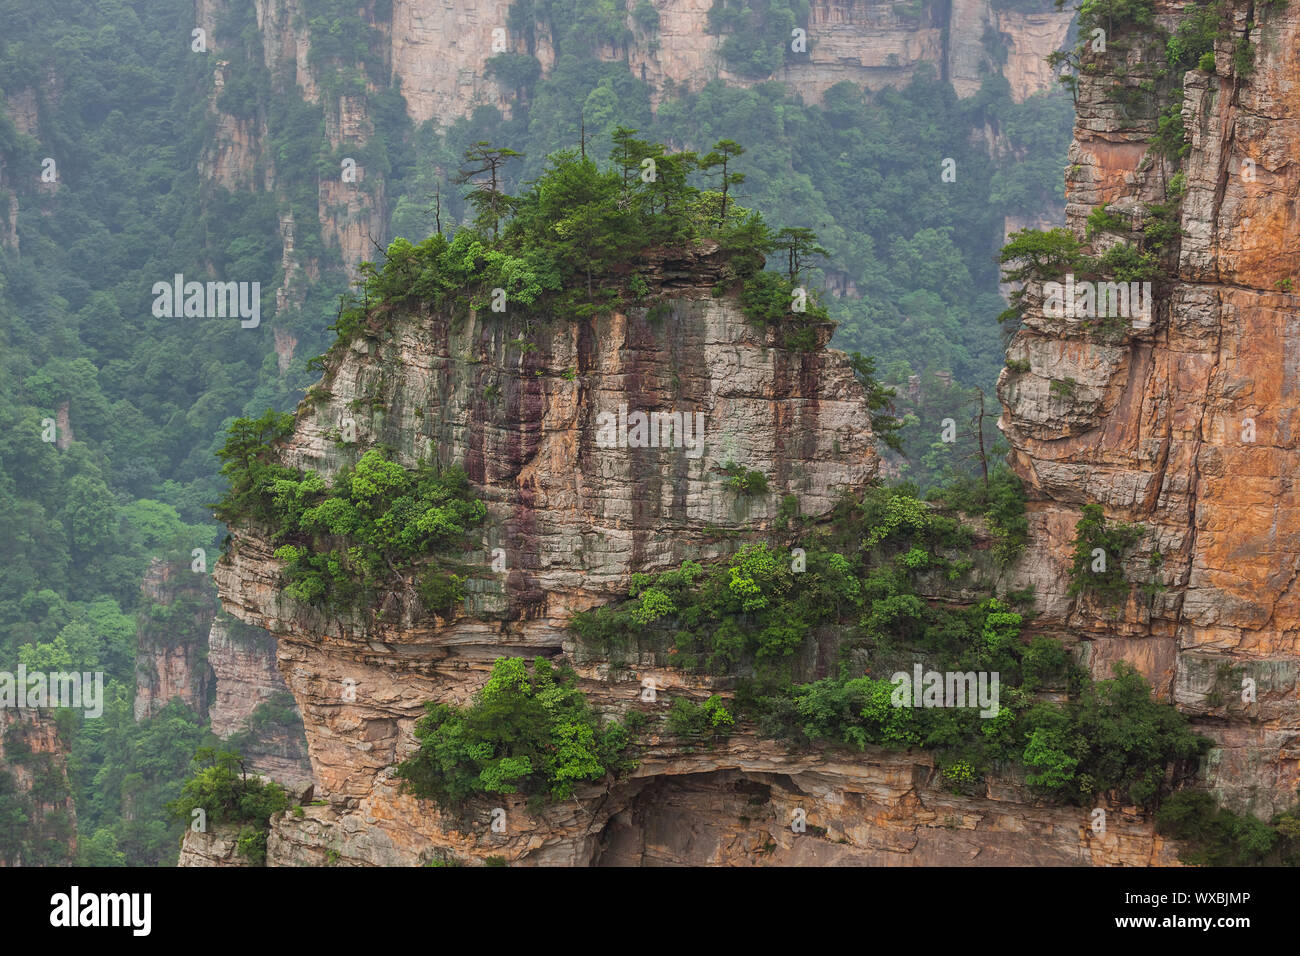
[
  {"left": 700, "top": 139, "right": 746, "bottom": 223},
  {"left": 773, "top": 227, "right": 829, "bottom": 282},
  {"left": 455, "top": 142, "right": 524, "bottom": 240}
]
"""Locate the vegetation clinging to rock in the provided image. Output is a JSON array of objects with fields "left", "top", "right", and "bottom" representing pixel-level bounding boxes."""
[
  {"left": 393, "top": 657, "right": 637, "bottom": 811},
  {"left": 215, "top": 413, "right": 484, "bottom": 616},
  {"left": 572, "top": 482, "right": 1205, "bottom": 807}
]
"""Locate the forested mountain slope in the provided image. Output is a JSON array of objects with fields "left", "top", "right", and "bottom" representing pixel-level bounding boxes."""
[{"left": 0, "top": 0, "right": 1075, "bottom": 865}]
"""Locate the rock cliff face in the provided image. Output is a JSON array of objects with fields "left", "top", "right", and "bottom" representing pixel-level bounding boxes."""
[
  {"left": 388, "top": 0, "right": 517, "bottom": 123},
  {"left": 176, "top": 825, "right": 255, "bottom": 867},
  {"left": 197, "top": 0, "right": 390, "bottom": 285},
  {"left": 0, "top": 708, "right": 76, "bottom": 866},
  {"left": 0, "top": 88, "right": 41, "bottom": 253},
  {"left": 133, "top": 557, "right": 313, "bottom": 786},
  {"left": 262, "top": 742, "right": 1179, "bottom": 865},
  {"left": 387, "top": 0, "right": 1074, "bottom": 121},
  {"left": 206, "top": 614, "right": 315, "bottom": 789},
  {"left": 949, "top": 0, "right": 1075, "bottom": 100},
  {"left": 998, "top": 0, "right": 1300, "bottom": 819},
  {"left": 133, "top": 558, "right": 216, "bottom": 723},
  {"left": 213, "top": 246, "right": 1186, "bottom": 865}
]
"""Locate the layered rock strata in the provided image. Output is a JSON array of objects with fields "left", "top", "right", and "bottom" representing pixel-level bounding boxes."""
[
  {"left": 998, "top": 0, "right": 1300, "bottom": 818},
  {"left": 215, "top": 244, "right": 1182, "bottom": 865}
]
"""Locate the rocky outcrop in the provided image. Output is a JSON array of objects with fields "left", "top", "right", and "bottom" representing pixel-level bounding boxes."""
[
  {"left": 998, "top": 1, "right": 1300, "bottom": 819},
  {"left": 211, "top": 241, "right": 1191, "bottom": 865},
  {"left": 264, "top": 731, "right": 1178, "bottom": 866},
  {"left": 0, "top": 88, "right": 40, "bottom": 254},
  {"left": 196, "top": 0, "right": 388, "bottom": 283},
  {"left": 131, "top": 557, "right": 313, "bottom": 787},
  {"left": 389, "top": 0, "right": 1073, "bottom": 122},
  {"left": 177, "top": 826, "right": 255, "bottom": 867},
  {"left": 206, "top": 616, "right": 280, "bottom": 738},
  {"left": 994, "top": 7, "right": 1077, "bottom": 101},
  {"left": 0, "top": 708, "right": 77, "bottom": 866},
  {"left": 950, "top": 0, "right": 1076, "bottom": 100},
  {"left": 622, "top": 0, "right": 949, "bottom": 110},
  {"left": 200, "top": 61, "right": 271, "bottom": 192},
  {"left": 388, "top": 0, "right": 517, "bottom": 123},
  {"left": 133, "top": 558, "right": 217, "bottom": 723},
  {"left": 207, "top": 614, "right": 314, "bottom": 789}
]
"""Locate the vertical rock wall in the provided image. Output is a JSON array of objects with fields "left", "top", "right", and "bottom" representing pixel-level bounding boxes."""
[{"left": 998, "top": 0, "right": 1300, "bottom": 818}]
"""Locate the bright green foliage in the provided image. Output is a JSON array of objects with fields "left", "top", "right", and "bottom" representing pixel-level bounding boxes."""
[
  {"left": 861, "top": 489, "right": 932, "bottom": 547},
  {"left": 168, "top": 747, "right": 289, "bottom": 824},
  {"left": 1021, "top": 715, "right": 1079, "bottom": 790},
  {"left": 788, "top": 674, "right": 922, "bottom": 750},
  {"left": 667, "top": 694, "right": 735, "bottom": 742},
  {"left": 575, "top": 486, "right": 974, "bottom": 682},
  {"left": 727, "top": 543, "right": 786, "bottom": 612},
  {"left": 167, "top": 747, "right": 289, "bottom": 862},
  {"left": 1067, "top": 504, "right": 1146, "bottom": 605},
  {"left": 720, "top": 462, "right": 770, "bottom": 496},
  {"left": 393, "top": 657, "right": 636, "bottom": 809},
  {"left": 630, "top": 586, "right": 676, "bottom": 626},
  {"left": 217, "top": 423, "right": 485, "bottom": 613},
  {"left": 74, "top": 829, "right": 128, "bottom": 867},
  {"left": 1021, "top": 663, "right": 1207, "bottom": 805},
  {"left": 213, "top": 409, "right": 298, "bottom": 526},
  {"left": 575, "top": 482, "right": 1206, "bottom": 807},
  {"left": 768, "top": 638, "right": 1202, "bottom": 808}
]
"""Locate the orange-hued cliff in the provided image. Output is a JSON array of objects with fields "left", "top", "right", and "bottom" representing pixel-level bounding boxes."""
[{"left": 999, "top": 0, "right": 1300, "bottom": 818}]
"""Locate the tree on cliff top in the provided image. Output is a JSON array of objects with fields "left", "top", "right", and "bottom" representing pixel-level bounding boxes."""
[
  {"left": 316, "top": 132, "right": 833, "bottom": 334},
  {"left": 455, "top": 142, "right": 524, "bottom": 240}
]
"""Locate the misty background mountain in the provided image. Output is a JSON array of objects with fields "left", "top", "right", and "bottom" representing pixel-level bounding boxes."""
[{"left": 0, "top": 0, "right": 1072, "bottom": 864}]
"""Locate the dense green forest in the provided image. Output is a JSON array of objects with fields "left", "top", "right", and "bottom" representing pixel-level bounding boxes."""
[{"left": 0, "top": 0, "right": 1071, "bottom": 864}]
